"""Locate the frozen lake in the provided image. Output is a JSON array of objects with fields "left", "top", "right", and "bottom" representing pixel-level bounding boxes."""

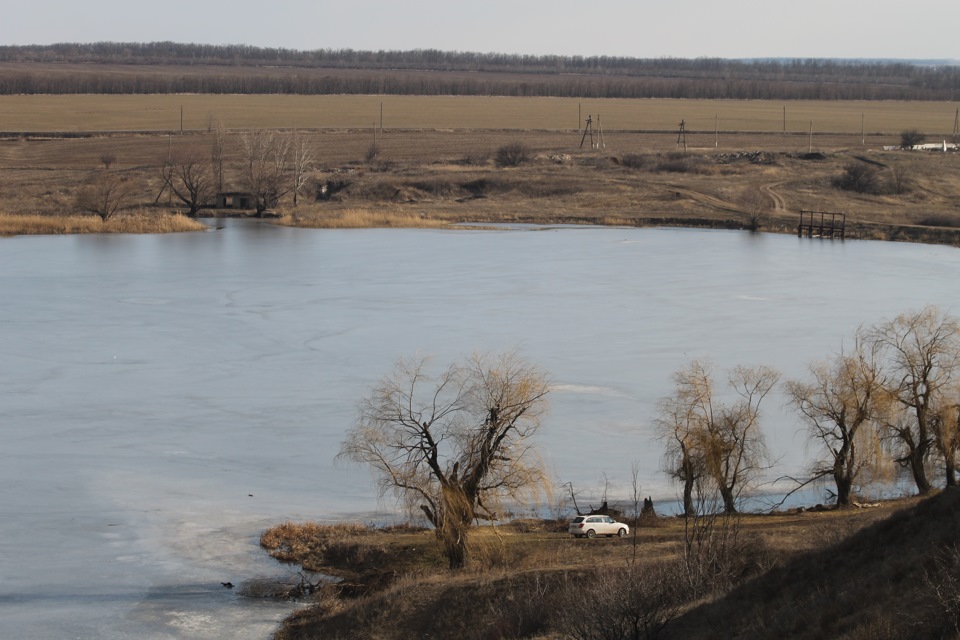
[{"left": 2, "top": 221, "right": 959, "bottom": 637}]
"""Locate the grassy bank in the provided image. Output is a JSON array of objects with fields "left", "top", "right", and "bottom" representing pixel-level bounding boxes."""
[
  {"left": 255, "top": 493, "right": 960, "bottom": 640},
  {"left": 0, "top": 212, "right": 207, "bottom": 236},
  {"left": 276, "top": 208, "right": 453, "bottom": 229}
]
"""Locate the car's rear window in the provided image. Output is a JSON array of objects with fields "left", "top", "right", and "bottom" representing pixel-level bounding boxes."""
[{"left": 572, "top": 516, "right": 585, "bottom": 523}]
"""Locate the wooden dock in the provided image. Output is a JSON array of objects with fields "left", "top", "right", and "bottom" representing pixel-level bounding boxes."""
[{"left": 798, "top": 210, "right": 845, "bottom": 239}]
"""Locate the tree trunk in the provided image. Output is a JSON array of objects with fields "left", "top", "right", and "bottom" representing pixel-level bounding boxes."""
[
  {"left": 909, "top": 448, "right": 932, "bottom": 494},
  {"left": 945, "top": 458, "right": 957, "bottom": 487},
  {"left": 436, "top": 485, "right": 473, "bottom": 569},
  {"left": 719, "top": 485, "right": 737, "bottom": 514},
  {"left": 683, "top": 475, "right": 695, "bottom": 517},
  {"left": 835, "top": 472, "right": 853, "bottom": 507}
]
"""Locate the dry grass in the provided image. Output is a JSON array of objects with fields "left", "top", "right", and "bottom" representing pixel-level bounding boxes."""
[
  {"left": 266, "top": 498, "right": 929, "bottom": 640},
  {"left": 0, "top": 211, "right": 207, "bottom": 235},
  {"left": 277, "top": 208, "right": 453, "bottom": 229},
  {"left": 260, "top": 522, "right": 373, "bottom": 557},
  {"left": 672, "top": 490, "right": 960, "bottom": 640}
]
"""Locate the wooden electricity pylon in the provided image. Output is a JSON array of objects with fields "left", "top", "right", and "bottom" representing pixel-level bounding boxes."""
[
  {"left": 953, "top": 108, "right": 959, "bottom": 146},
  {"left": 676, "top": 120, "right": 687, "bottom": 152},
  {"left": 580, "top": 115, "right": 594, "bottom": 149},
  {"left": 579, "top": 114, "right": 606, "bottom": 150}
]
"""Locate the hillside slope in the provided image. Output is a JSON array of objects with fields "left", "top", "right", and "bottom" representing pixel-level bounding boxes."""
[{"left": 671, "top": 488, "right": 960, "bottom": 639}]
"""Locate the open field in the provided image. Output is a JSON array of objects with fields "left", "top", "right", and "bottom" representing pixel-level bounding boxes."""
[
  {"left": 1, "top": 95, "right": 959, "bottom": 136},
  {"left": 1, "top": 95, "right": 958, "bottom": 241}
]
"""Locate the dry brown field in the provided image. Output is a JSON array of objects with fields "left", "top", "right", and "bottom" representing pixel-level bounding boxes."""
[
  {"left": 1, "top": 95, "right": 959, "bottom": 241},
  {"left": 1, "top": 94, "right": 958, "bottom": 136}
]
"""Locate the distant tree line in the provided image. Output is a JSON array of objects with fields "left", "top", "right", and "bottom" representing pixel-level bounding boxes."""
[{"left": 0, "top": 42, "right": 958, "bottom": 100}]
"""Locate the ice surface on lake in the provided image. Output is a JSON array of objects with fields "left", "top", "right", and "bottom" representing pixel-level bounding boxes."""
[{"left": 1, "top": 221, "right": 958, "bottom": 637}]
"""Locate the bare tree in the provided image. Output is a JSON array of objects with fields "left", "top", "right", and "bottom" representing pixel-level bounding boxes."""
[
  {"left": 701, "top": 364, "right": 780, "bottom": 513},
  {"left": 290, "top": 131, "right": 315, "bottom": 206},
  {"left": 900, "top": 128, "right": 926, "bottom": 149},
  {"left": 99, "top": 152, "right": 116, "bottom": 169},
  {"left": 786, "top": 329, "right": 890, "bottom": 506},
  {"left": 338, "top": 351, "right": 550, "bottom": 569},
  {"left": 239, "top": 129, "right": 290, "bottom": 216},
  {"left": 658, "top": 361, "right": 778, "bottom": 515},
  {"left": 655, "top": 362, "right": 710, "bottom": 517},
  {"left": 738, "top": 188, "right": 771, "bottom": 232},
  {"left": 871, "top": 307, "right": 960, "bottom": 493},
  {"left": 932, "top": 383, "right": 960, "bottom": 487},
  {"left": 75, "top": 170, "right": 135, "bottom": 221},
  {"left": 160, "top": 152, "right": 214, "bottom": 215}
]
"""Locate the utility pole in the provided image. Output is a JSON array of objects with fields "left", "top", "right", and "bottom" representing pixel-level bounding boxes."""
[
  {"left": 715, "top": 113, "right": 718, "bottom": 148},
  {"left": 861, "top": 112, "right": 865, "bottom": 146},
  {"left": 783, "top": 106, "right": 786, "bottom": 136},
  {"left": 677, "top": 120, "right": 687, "bottom": 152},
  {"left": 180, "top": 105, "right": 183, "bottom": 135},
  {"left": 580, "top": 115, "right": 594, "bottom": 149},
  {"left": 809, "top": 121, "right": 813, "bottom": 153},
  {"left": 380, "top": 102, "right": 383, "bottom": 133}
]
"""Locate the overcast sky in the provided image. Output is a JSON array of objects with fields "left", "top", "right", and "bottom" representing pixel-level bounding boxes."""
[{"left": 2, "top": 0, "right": 957, "bottom": 61}]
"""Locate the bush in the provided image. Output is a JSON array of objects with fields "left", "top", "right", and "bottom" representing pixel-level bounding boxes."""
[
  {"left": 410, "top": 179, "right": 457, "bottom": 197},
  {"left": 620, "top": 153, "right": 647, "bottom": 169},
  {"left": 917, "top": 214, "right": 960, "bottom": 228},
  {"left": 654, "top": 152, "right": 713, "bottom": 174},
  {"left": 900, "top": 129, "right": 926, "bottom": 149},
  {"left": 494, "top": 143, "right": 531, "bottom": 167},
  {"left": 317, "top": 177, "right": 351, "bottom": 201},
  {"left": 834, "top": 163, "right": 881, "bottom": 194},
  {"left": 459, "top": 151, "right": 490, "bottom": 166},
  {"left": 891, "top": 165, "right": 912, "bottom": 195},
  {"left": 558, "top": 563, "right": 687, "bottom": 640},
  {"left": 461, "top": 178, "right": 507, "bottom": 197}
]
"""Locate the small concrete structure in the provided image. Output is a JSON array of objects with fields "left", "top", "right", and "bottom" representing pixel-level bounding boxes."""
[{"left": 215, "top": 192, "right": 256, "bottom": 210}]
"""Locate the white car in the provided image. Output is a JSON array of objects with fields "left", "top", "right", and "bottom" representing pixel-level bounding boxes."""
[{"left": 568, "top": 515, "right": 629, "bottom": 538}]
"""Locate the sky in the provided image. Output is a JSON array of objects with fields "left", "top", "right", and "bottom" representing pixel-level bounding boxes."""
[{"left": 2, "top": 0, "right": 958, "bottom": 61}]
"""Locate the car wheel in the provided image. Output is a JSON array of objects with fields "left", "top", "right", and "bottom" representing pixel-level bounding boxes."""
[
  {"left": 617, "top": 528, "right": 627, "bottom": 538},
  {"left": 586, "top": 529, "right": 596, "bottom": 539}
]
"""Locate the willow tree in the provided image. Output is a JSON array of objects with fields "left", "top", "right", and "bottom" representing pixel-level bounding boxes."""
[
  {"left": 339, "top": 351, "right": 550, "bottom": 569},
  {"left": 703, "top": 364, "right": 780, "bottom": 513},
  {"left": 871, "top": 306, "right": 960, "bottom": 493},
  {"left": 657, "top": 361, "right": 779, "bottom": 515},
  {"left": 656, "top": 362, "right": 710, "bottom": 517},
  {"left": 786, "top": 330, "right": 890, "bottom": 506}
]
